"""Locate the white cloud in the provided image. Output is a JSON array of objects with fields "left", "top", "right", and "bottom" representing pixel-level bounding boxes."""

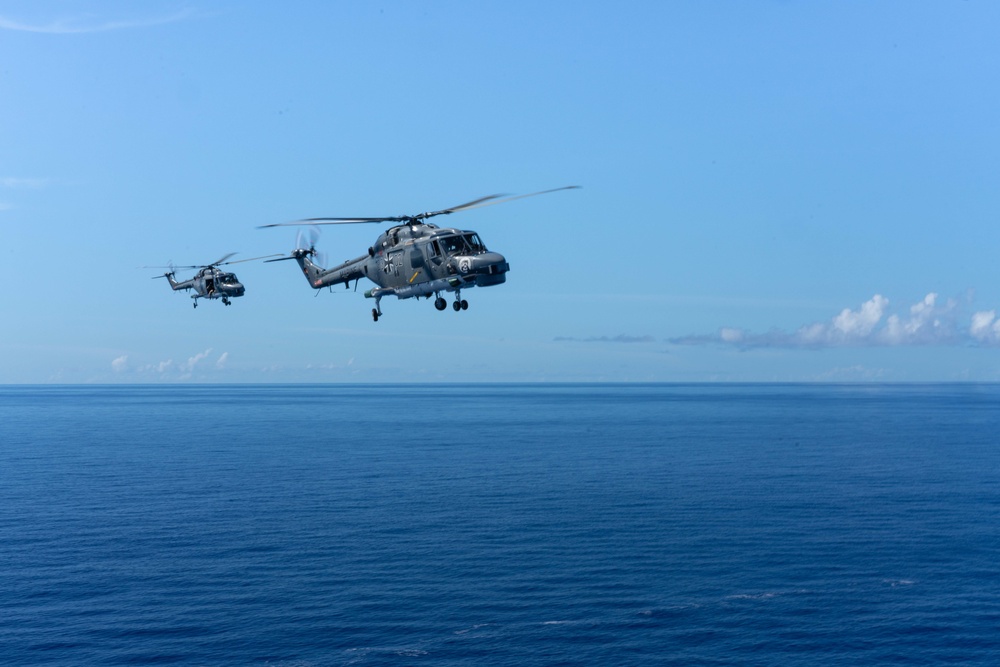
[
  {"left": 880, "top": 293, "right": 956, "bottom": 345},
  {"left": 672, "top": 293, "right": 968, "bottom": 349},
  {"left": 814, "top": 365, "right": 888, "bottom": 381},
  {"left": 719, "top": 328, "right": 744, "bottom": 343},
  {"left": 181, "top": 348, "right": 212, "bottom": 372},
  {"left": 970, "top": 310, "right": 1000, "bottom": 344},
  {"left": 131, "top": 359, "right": 173, "bottom": 374},
  {"left": 118, "top": 348, "right": 232, "bottom": 379},
  {"left": 0, "top": 11, "right": 195, "bottom": 34},
  {"left": 832, "top": 294, "right": 887, "bottom": 338},
  {"left": 1, "top": 177, "right": 47, "bottom": 188}
]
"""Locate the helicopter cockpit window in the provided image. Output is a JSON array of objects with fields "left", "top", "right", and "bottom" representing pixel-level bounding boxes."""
[
  {"left": 439, "top": 234, "right": 485, "bottom": 255},
  {"left": 221, "top": 273, "right": 236, "bottom": 283},
  {"left": 463, "top": 234, "right": 485, "bottom": 252},
  {"left": 439, "top": 235, "right": 464, "bottom": 255}
]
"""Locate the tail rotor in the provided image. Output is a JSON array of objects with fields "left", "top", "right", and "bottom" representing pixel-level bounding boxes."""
[
  {"left": 288, "top": 226, "right": 325, "bottom": 266},
  {"left": 266, "top": 227, "right": 326, "bottom": 268}
]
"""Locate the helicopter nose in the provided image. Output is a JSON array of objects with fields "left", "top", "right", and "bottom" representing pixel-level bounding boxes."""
[
  {"left": 234, "top": 283, "right": 245, "bottom": 296},
  {"left": 468, "top": 252, "right": 509, "bottom": 286},
  {"left": 455, "top": 252, "right": 508, "bottom": 274},
  {"left": 479, "top": 252, "right": 508, "bottom": 274}
]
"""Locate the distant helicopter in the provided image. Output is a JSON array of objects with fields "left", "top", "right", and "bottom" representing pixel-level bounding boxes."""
[
  {"left": 260, "top": 186, "right": 579, "bottom": 321},
  {"left": 149, "top": 253, "right": 280, "bottom": 308}
]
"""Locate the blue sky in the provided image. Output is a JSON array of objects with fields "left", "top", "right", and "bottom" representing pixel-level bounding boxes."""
[{"left": 3, "top": 1, "right": 1000, "bottom": 383}]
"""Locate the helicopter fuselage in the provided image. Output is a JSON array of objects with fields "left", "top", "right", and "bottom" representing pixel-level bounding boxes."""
[
  {"left": 289, "top": 223, "right": 508, "bottom": 319},
  {"left": 166, "top": 266, "right": 245, "bottom": 307}
]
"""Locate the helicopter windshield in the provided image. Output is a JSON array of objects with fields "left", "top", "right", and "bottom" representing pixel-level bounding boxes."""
[
  {"left": 220, "top": 273, "right": 237, "bottom": 283},
  {"left": 464, "top": 234, "right": 485, "bottom": 252},
  {"left": 439, "top": 234, "right": 486, "bottom": 255}
]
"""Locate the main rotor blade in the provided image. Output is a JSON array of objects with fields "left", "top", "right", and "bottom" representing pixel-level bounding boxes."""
[
  {"left": 264, "top": 255, "right": 298, "bottom": 263},
  {"left": 206, "top": 252, "right": 237, "bottom": 267},
  {"left": 216, "top": 253, "right": 283, "bottom": 266},
  {"left": 447, "top": 186, "right": 581, "bottom": 213},
  {"left": 258, "top": 186, "right": 580, "bottom": 228},
  {"left": 259, "top": 217, "right": 393, "bottom": 228},
  {"left": 144, "top": 253, "right": 280, "bottom": 270},
  {"left": 295, "top": 195, "right": 509, "bottom": 224},
  {"left": 415, "top": 193, "right": 506, "bottom": 220}
]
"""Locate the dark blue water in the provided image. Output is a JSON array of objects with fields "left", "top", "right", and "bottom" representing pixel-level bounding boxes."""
[{"left": 2, "top": 384, "right": 998, "bottom": 665}]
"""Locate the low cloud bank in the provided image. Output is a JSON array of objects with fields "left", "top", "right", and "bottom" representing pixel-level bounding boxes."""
[
  {"left": 110, "top": 349, "right": 229, "bottom": 378},
  {"left": 672, "top": 293, "right": 1000, "bottom": 348},
  {"left": 554, "top": 335, "right": 656, "bottom": 343}
]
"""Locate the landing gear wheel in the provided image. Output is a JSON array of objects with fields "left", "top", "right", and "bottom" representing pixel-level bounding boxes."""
[
  {"left": 453, "top": 300, "right": 461, "bottom": 311},
  {"left": 193, "top": 302, "right": 198, "bottom": 309},
  {"left": 372, "top": 308, "right": 380, "bottom": 322},
  {"left": 434, "top": 297, "right": 447, "bottom": 311},
  {"left": 460, "top": 300, "right": 468, "bottom": 310}
]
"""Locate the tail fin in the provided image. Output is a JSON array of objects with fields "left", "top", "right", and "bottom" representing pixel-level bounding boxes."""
[
  {"left": 293, "top": 249, "right": 326, "bottom": 288},
  {"left": 267, "top": 248, "right": 326, "bottom": 289}
]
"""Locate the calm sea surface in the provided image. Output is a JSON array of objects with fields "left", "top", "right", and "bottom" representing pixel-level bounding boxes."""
[{"left": 1, "top": 384, "right": 998, "bottom": 665}]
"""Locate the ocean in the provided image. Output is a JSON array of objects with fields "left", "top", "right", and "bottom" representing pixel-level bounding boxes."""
[{"left": 1, "top": 383, "right": 998, "bottom": 665}]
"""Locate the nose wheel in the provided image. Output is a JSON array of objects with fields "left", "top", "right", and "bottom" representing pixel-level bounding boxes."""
[{"left": 452, "top": 299, "right": 468, "bottom": 311}]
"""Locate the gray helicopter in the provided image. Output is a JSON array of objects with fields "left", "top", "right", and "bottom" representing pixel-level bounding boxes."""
[
  {"left": 150, "top": 253, "right": 280, "bottom": 307},
  {"left": 260, "top": 186, "right": 578, "bottom": 321}
]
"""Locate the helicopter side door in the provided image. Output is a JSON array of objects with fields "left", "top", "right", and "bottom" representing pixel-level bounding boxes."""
[
  {"left": 424, "top": 239, "right": 444, "bottom": 275},
  {"left": 408, "top": 243, "right": 433, "bottom": 282}
]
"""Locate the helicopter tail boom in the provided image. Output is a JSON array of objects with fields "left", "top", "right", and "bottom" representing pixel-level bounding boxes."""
[
  {"left": 268, "top": 248, "right": 367, "bottom": 290},
  {"left": 164, "top": 273, "right": 194, "bottom": 291}
]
